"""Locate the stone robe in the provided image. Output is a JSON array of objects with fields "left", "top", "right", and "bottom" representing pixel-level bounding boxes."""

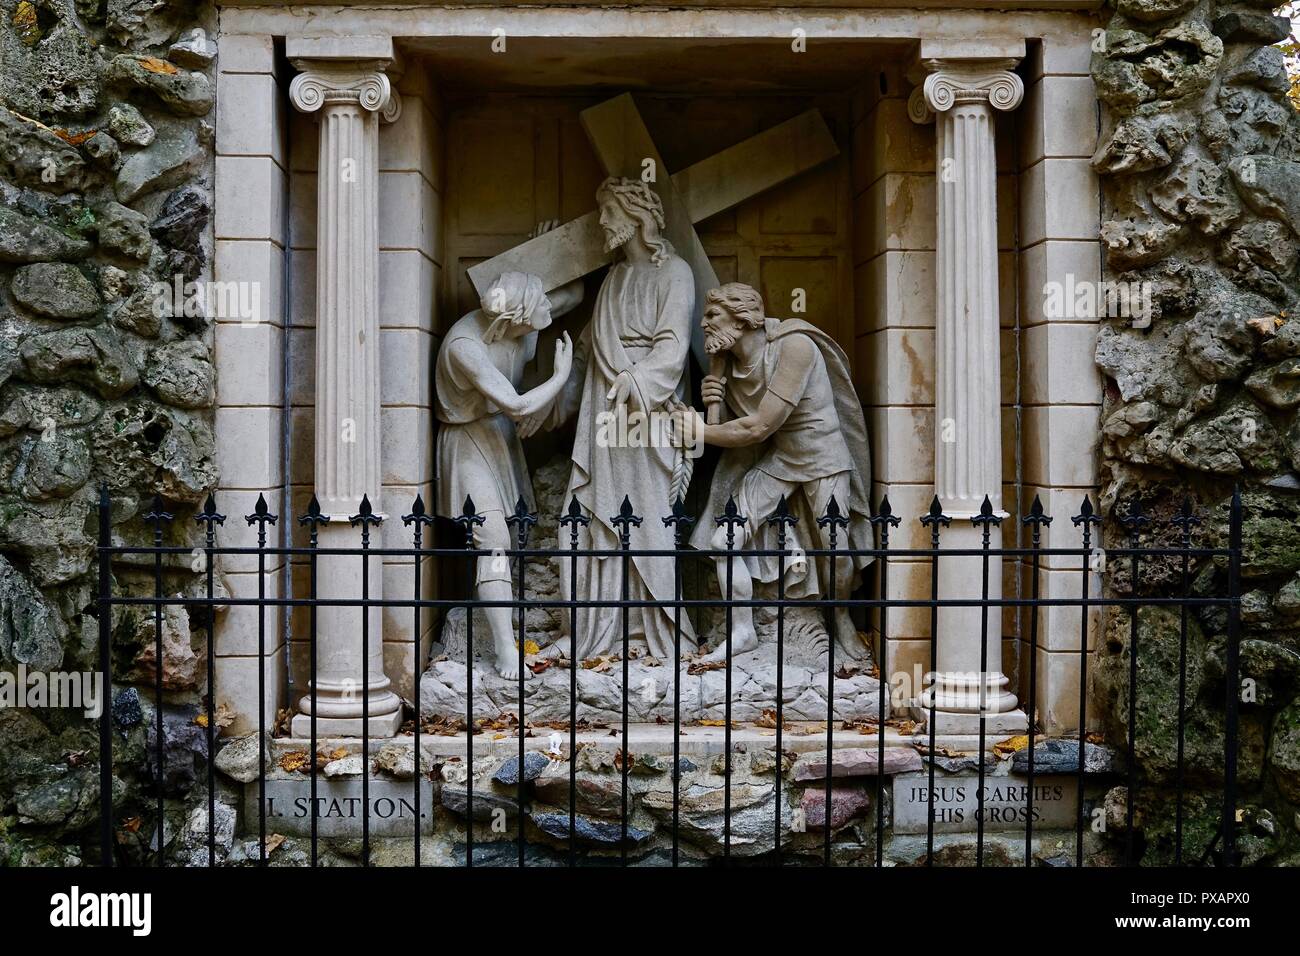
[
  {"left": 562, "top": 255, "right": 697, "bottom": 658},
  {"left": 690, "top": 318, "right": 874, "bottom": 598},
  {"left": 434, "top": 312, "right": 535, "bottom": 573}
]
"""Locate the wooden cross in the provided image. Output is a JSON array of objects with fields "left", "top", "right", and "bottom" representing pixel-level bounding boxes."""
[{"left": 467, "top": 93, "right": 839, "bottom": 364}]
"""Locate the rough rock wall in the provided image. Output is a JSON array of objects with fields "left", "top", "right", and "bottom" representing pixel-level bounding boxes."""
[
  {"left": 0, "top": 0, "right": 216, "bottom": 865},
  {"left": 1091, "top": 0, "right": 1300, "bottom": 863}
]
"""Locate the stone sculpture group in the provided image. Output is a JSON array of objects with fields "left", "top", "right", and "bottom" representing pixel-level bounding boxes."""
[{"left": 436, "top": 176, "right": 873, "bottom": 678}]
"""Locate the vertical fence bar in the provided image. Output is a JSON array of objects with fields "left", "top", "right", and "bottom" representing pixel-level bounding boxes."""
[
  {"left": 403, "top": 496, "right": 432, "bottom": 868},
  {"left": 146, "top": 496, "right": 172, "bottom": 867},
  {"left": 352, "top": 495, "right": 381, "bottom": 868},
  {"left": 872, "top": 496, "right": 900, "bottom": 868},
  {"left": 612, "top": 496, "right": 640, "bottom": 866},
  {"left": 1172, "top": 498, "right": 1199, "bottom": 865},
  {"left": 717, "top": 496, "right": 744, "bottom": 863},
  {"left": 920, "top": 496, "right": 950, "bottom": 865},
  {"left": 1071, "top": 496, "right": 1100, "bottom": 866},
  {"left": 508, "top": 498, "right": 537, "bottom": 868},
  {"left": 767, "top": 497, "right": 795, "bottom": 866},
  {"left": 560, "top": 497, "right": 587, "bottom": 867},
  {"left": 1022, "top": 495, "right": 1050, "bottom": 867},
  {"left": 971, "top": 496, "right": 1000, "bottom": 868},
  {"left": 1121, "top": 500, "right": 1148, "bottom": 865},
  {"left": 564, "top": 502, "right": 595, "bottom": 868},
  {"left": 97, "top": 485, "right": 114, "bottom": 868},
  {"left": 1221, "top": 487, "right": 1243, "bottom": 865},
  {"left": 456, "top": 496, "right": 485, "bottom": 868},
  {"left": 196, "top": 495, "right": 225, "bottom": 868},
  {"left": 665, "top": 497, "right": 694, "bottom": 868},
  {"left": 818, "top": 497, "right": 847, "bottom": 867},
  {"left": 300, "top": 497, "right": 327, "bottom": 867},
  {"left": 245, "top": 493, "right": 274, "bottom": 866}
]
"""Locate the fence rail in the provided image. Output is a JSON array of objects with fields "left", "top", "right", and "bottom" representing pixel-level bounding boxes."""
[{"left": 93, "top": 485, "right": 1244, "bottom": 868}]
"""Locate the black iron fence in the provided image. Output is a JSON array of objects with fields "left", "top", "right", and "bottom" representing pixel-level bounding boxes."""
[{"left": 93, "top": 485, "right": 1244, "bottom": 868}]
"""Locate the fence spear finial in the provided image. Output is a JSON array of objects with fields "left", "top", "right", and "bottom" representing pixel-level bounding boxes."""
[
  {"left": 195, "top": 493, "right": 226, "bottom": 533},
  {"left": 971, "top": 493, "right": 1002, "bottom": 527},
  {"left": 402, "top": 493, "right": 432, "bottom": 528},
  {"left": 454, "top": 494, "right": 485, "bottom": 545},
  {"left": 1071, "top": 494, "right": 1100, "bottom": 528},
  {"left": 349, "top": 493, "right": 382, "bottom": 528},
  {"left": 921, "top": 494, "right": 951, "bottom": 528},
  {"left": 1023, "top": 493, "right": 1052, "bottom": 528}
]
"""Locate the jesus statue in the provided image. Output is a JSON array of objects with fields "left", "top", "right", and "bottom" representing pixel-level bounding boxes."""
[{"left": 548, "top": 177, "right": 697, "bottom": 660}]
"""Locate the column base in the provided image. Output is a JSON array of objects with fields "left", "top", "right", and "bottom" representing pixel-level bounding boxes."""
[
  {"left": 912, "top": 706, "right": 1028, "bottom": 737},
  {"left": 291, "top": 709, "right": 404, "bottom": 738}
]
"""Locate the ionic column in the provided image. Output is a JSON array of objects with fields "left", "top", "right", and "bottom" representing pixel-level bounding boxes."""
[
  {"left": 910, "top": 57, "right": 1027, "bottom": 736},
  {"left": 288, "top": 40, "right": 403, "bottom": 737}
]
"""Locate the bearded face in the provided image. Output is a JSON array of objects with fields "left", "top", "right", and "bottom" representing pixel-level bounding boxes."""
[
  {"left": 598, "top": 195, "right": 638, "bottom": 252},
  {"left": 702, "top": 302, "right": 744, "bottom": 355}
]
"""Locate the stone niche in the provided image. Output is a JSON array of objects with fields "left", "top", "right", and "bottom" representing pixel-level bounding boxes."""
[
  {"left": 423, "top": 84, "right": 883, "bottom": 727},
  {"left": 214, "top": 8, "right": 1105, "bottom": 750}
]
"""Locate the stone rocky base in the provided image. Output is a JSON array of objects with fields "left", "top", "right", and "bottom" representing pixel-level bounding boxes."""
[
  {"left": 202, "top": 732, "right": 1121, "bottom": 866},
  {"left": 418, "top": 650, "right": 886, "bottom": 725}
]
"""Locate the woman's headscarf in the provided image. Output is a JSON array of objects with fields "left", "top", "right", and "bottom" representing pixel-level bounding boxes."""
[{"left": 481, "top": 271, "right": 546, "bottom": 343}]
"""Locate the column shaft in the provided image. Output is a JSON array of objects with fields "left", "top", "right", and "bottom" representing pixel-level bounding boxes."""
[
  {"left": 913, "top": 61, "right": 1026, "bottom": 736},
  {"left": 289, "top": 60, "right": 402, "bottom": 737}
]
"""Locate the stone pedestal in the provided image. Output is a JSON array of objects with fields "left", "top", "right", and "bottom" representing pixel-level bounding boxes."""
[
  {"left": 288, "top": 38, "right": 403, "bottom": 738},
  {"left": 910, "top": 53, "right": 1027, "bottom": 735}
]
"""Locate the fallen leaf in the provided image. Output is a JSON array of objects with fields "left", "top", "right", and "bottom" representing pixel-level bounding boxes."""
[
  {"left": 1247, "top": 314, "right": 1283, "bottom": 336},
  {"left": 687, "top": 659, "right": 726, "bottom": 675},
  {"left": 522, "top": 639, "right": 541, "bottom": 655},
  {"left": 993, "top": 735, "right": 1030, "bottom": 758},
  {"left": 264, "top": 833, "right": 285, "bottom": 855},
  {"left": 272, "top": 707, "right": 294, "bottom": 737},
  {"left": 279, "top": 750, "right": 309, "bottom": 773},
  {"left": 12, "top": 3, "right": 39, "bottom": 46},
  {"left": 194, "top": 714, "right": 209, "bottom": 728},
  {"left": 937, "top": 747, "right": 970, "bottom": 758},
  {"left": 121, "top": 816, "right": 142, "bottom": 833},
  {"left": 52, "top": 128, "right": 96, "bottom": 146},
  {"left": 419, "top": 714, "right": 468, "bottom": 736},
  {"left": 214, "top": 702, "right": 237, "bottom": 729},
  {"left": 139, "top": 56, "right": 179, "bottom": 75}
]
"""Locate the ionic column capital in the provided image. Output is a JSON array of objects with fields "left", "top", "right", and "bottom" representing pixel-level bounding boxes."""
[
  {"left": 288, "top": 59, "right": 401, "bottom": 121},
  {"left": 908, "top": 58, "right": 1023, "bottom": 123}
]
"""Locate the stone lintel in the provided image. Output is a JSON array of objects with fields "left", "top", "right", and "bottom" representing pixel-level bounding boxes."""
[
  {"left": 285, "top": 34, "right": 394, "bottom": 63},
  {"left": 919, "top": 37, "right": 1026, "bottom": 63}
]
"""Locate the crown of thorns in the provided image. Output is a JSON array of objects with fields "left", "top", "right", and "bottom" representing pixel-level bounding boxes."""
[{"left": 597, "top": 177, "right": 665, "bottom": 230}]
